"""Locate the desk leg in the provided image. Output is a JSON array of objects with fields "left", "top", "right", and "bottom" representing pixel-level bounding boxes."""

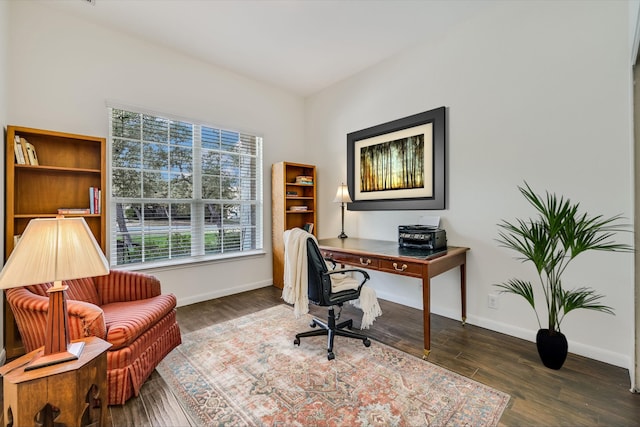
[
  {"left": 461, "top": 262, "right": 467, "bottom": 325},
  {"left": 422, "top": 275, "right": 431, "bottom": 360}
]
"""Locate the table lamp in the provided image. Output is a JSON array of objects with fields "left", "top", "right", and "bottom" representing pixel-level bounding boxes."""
[
  {"left": 0, "top": 217, "right": 109, "bottom": 370},
  {"left": 333, "top": 183, "right": 352, "bottom": 239}
]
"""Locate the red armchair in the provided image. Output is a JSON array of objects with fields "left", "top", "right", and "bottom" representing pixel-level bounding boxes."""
[{"left": 5, "top": 270, "right": 181, "bottom": 405}]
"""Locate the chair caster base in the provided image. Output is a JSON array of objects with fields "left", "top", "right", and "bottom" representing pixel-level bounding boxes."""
[{"left": 294, "top": 313, "right": 372, "bottom": 360}]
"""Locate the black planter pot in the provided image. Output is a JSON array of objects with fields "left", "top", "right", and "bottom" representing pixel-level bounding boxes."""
[{"left": 536, "top": 329, "right": 568, "bottom": 370}]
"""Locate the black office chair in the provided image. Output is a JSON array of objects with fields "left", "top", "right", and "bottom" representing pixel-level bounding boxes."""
[{"left": 293, "top": 237, "right": 371, "bottom": 360}]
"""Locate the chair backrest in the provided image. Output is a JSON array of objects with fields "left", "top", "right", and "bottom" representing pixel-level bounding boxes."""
[
  {"left": 26, "top": 277, "right": 101, "bottom": 306},
  {"left": 306, "top": 237, "right": 332, "bottom": 306}
]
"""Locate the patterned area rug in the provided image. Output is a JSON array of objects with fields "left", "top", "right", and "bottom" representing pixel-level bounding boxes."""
[{"left": 157, "top": 305, "right": 509, "bottom": 426}]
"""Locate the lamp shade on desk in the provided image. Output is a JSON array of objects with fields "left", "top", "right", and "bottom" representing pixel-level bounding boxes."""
[
  {"left": 333, "top": 183, "right": 352, "bottom": 239},
  {"left": 333, "top": 184, "right": 353, "bottom": 204}
]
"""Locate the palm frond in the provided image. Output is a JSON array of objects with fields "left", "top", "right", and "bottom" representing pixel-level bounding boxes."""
[
  {"left": 560, "top": 287, "right": 614, "bottom": 317},
  {"left": 495, "top": 278, "right": 542, "bottom": 329},
  {"left": 566, "top": 212, "right": 633, "bottom": 258},
  {"left": 497, "top": 218, "right": 555, "bottom": 274},
  {"left": 495, "top": 279, "right": 536, "bottom": 309}
]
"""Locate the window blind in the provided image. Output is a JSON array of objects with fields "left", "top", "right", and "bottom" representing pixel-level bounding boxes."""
[{"left": 108, "top": 107, "right": 263, "bottom": 267}]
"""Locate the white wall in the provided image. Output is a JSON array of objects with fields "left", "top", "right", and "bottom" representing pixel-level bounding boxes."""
[
  {"left": 5, "top": 2, "right": 305, "bottom": 306},
  {"left": 0, "top": 0, "right": 8, "bottom": 366},
  {"left": 629, "top": 0, "right": 640, "bottom": 394},
  {"left": 631, "top": 0, "right": 640, "bottom": 62},
  {"left": 0, "top": 0, "right": 8, "bottom": 252},
  {"left": 307, "top": 1, "right": 634, "bottom": 368}
]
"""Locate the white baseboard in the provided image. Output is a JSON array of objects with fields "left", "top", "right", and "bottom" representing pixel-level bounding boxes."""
[
  {"left": 176, "top": 279, "right": 274, "bottom": 307},
  {"left": 467, "top": 314, "right": 631, "bottom": 370},
  {"left": 375, "top": 289, "right": 421, "bottom": 310},
  {"left": 375, "top": 290, "right": 630, "bottom": 369}
]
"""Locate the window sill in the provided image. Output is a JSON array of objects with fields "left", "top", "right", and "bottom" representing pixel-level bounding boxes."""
[{"left": 111, "top": 249, "right": 267, "bottom": 273}]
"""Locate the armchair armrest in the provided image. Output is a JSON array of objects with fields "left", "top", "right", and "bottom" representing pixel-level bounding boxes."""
[
  {"left": 5, "top": 288, "right": 107, "bottom": 353},
  {"left": 6, "top": 288, "right": 48, "bottom": 352},
  {"left": 67, "top": 300, "right": 107, "bottom": 340},
  {"left": 94, "top": 270, "right": 161, "bottom": 304}
]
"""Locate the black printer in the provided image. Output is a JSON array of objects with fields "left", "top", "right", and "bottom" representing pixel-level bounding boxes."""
[{"left": 398, "top": 225, "right": 447, "bottom": 250}]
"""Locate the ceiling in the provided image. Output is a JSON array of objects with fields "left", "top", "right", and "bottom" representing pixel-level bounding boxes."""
[{"left": 42, "top": 0, "right": 494, "bottom": 97}]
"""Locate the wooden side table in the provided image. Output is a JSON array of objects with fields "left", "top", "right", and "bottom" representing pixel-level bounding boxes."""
[{"left": 0, "top": 336, "right": 111, "bottom": 427}]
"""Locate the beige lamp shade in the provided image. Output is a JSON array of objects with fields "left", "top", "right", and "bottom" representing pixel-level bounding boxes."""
[
  {"left": 333, "top": 184, "right": 353, "bottom": 204},
  {"left": 333, "top": 183, "right": 352, "bottom": 239},
  {"left": 0, "top": 217, "right": 109, "bottom": 289},
  {"left": 0, "top": 216, "right": 109, "bottom": 369}
]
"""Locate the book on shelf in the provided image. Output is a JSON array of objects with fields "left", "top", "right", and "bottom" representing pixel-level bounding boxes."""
[
  {"left": 13, "top": 136, "right": 26, "bottom": 164},
  {"left": 286, "top": 190, "right": 299, "bottom": 196},
  {"left": 19, "top": 138, "right": 29, "bottom": 164},
  {"left": 58, "top": 208, "right": 91, "bottom": 215},
  {"left": 89, "top": 187, "right": 101, "bottom": 214},
  {"left": 303, "top": 222, "right": 314, "bottom": 233},
  {"left": 25, "top": 141, "right": 39, "bottom": 165},
  {"left": 20, "top": 137, "right": 39, "bottom": 165},
  {"left": 290, "top": 205, "right": 308, "bottom": 211},
  {"left": 295, "top": 175, "right": 313, "bottom": 185}
]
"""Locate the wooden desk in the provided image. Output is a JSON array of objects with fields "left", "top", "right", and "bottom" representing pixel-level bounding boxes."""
[
  {"left": 0, "top": 336, "right": 112, "bottom": 427},
  {"left": 318, "top": 238, "right": 469, "bottom": 358}
]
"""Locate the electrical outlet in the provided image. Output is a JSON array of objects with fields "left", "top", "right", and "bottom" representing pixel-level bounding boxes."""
[{"left": 488, "top": 294, "right": 499, "bottom": 309}]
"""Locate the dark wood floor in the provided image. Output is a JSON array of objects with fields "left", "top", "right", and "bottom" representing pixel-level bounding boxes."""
[{"left": 58, "top": 286, "right": 640, "bottom": 425}]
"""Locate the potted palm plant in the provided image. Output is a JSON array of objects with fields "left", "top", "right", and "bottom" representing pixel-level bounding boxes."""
[{"left": 495, "top": 182, "right": 632, "bottom": 369}]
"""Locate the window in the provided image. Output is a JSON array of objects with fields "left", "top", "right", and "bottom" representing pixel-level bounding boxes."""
[{"left": 108, "top": 107, "right": 263, "bottom": 267}]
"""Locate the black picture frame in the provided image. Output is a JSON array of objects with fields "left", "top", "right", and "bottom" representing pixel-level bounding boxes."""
[{"left": 347, "top": 106, "right": 446, "bottom": 211}]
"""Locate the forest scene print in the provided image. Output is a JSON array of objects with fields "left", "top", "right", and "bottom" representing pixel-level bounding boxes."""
[{"left": 359, "top": 134, "right": 425, "bottom": 193}]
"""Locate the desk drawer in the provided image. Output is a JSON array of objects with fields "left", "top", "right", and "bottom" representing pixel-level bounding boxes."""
[
  {"left": 322, "top": 251, "right": 379, "bottom": 269},
  {"left": 379, "top": 259, "right": 423, "bottom": 278}
]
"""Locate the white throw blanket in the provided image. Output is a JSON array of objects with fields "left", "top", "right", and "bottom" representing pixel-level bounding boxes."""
[{"left": 282, "top": 228, "right": 382, "bottom": 329}]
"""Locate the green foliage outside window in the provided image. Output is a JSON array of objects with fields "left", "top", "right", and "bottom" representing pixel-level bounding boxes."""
[{"left": 110, "top": 108, "right": 262, "bottom": 266}]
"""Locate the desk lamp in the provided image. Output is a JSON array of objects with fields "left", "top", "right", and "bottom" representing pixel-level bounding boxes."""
[
  {"left": 0, "top": 217, "right": 109, "bottom": 370},
  {"left": 333, "top": 183, "right": 352, "bottom": 239}
]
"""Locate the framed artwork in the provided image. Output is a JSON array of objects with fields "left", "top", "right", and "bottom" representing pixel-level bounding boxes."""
[{"left": 347, "top": 106, "right": 446, "bottom": 211}]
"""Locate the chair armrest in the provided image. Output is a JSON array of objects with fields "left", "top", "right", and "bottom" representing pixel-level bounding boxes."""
[
  {"left": 94, "top": 270, "right": 162, "bottom": 304},
  {"left": 67, "top": 300, "right": 107, "bottom": 340},
  {"left": 324, "top": 257, "right": 370, "bottom": 286},
  {"left": 5, "top": 288, "right": 48, "bottom": 352},
  {"left": 327, "top": 268, "right": 370, "bottom": 287},
  {"left": 324, "top": 257, "right": 337, "bottom": 270},
  {"left": 5, "top": 288, "right": 107, "bottom": 352}
]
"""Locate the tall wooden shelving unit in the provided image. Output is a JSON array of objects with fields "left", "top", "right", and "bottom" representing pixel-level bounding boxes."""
[
  {"left": 4, "top": 125, "right": 106, "bottom": 359},
  {"left": 271, "top": 162, "right": 317, "bottom": 289}
]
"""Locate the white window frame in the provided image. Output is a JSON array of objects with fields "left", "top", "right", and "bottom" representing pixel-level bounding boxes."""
[{"left": 107, "top": 105, "right": 264, "bottom": 269}]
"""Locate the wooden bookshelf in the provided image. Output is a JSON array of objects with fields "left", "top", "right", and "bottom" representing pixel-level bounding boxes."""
[
  {"left": 271, "top": 162, "right": 317, "bottom": 289},
  {"left": 4, "top": 125, "right": 106, "bottom": 359}
]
